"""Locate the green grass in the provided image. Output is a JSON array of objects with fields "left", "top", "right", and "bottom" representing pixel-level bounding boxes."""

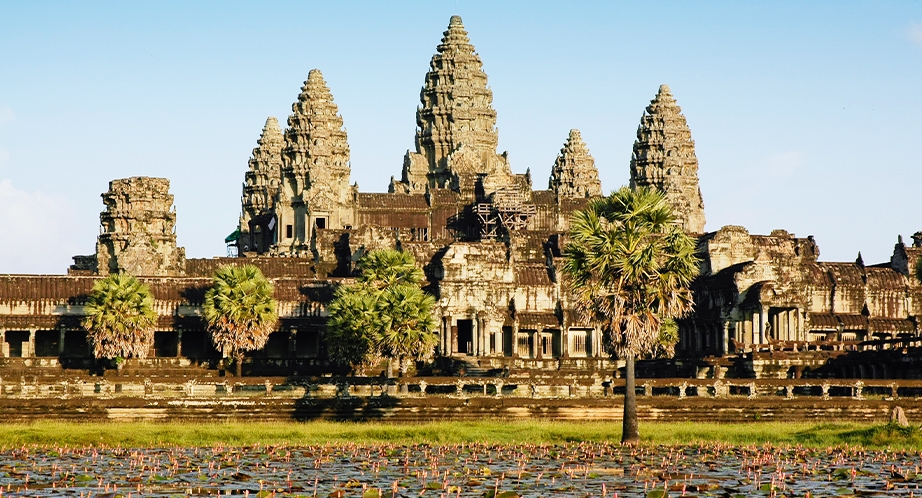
[{"left": 0, "top": 420, "right": 918, "bottom": 449}]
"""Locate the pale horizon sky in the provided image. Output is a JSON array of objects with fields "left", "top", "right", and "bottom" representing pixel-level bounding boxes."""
[{"left": 1, "top": 1, "right": 921, "bottom": 274}]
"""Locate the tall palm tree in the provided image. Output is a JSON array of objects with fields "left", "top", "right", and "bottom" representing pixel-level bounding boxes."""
[
  {"left": 82, "top": 273, "right": 158, "bottom": 363},
  {"left": 203, "top": 264, "right": 278, "bottom": 377},
  {"left": 563, "top": 186, "right": 698, "bottom": 444},
  {"left": 326, "top": 249, "right": 437, "bottom": 376}
]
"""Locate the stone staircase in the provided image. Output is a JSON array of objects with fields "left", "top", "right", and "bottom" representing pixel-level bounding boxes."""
[{"left": 454, "top": 355, "right": 491, "bottom": 377}]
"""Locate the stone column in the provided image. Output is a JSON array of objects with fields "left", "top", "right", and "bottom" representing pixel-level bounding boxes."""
[
  {"left": 28, "top": 328, "right": 36, "bottom": 358},
  {"left": 720, "top": 321, "right": 729, "bottom": 356},
  {"left": 58, "top": 326, "right": 66, "bottom": 356},
  {"left": 535, "top": 326, "right": 544, "bottom": 359},
  {"left": 472, "top": 316, "right": 480, "bottom": 356},
  {"left": 176, "top": 327, "right": 183, "bottom": 358},
  {"left": 759, "top": 307, "right": 768, "bottom": 344}
]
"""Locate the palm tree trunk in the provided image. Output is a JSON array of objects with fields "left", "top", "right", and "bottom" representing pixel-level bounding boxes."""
[
  {"left": 386, "top": 358, "right": 395, "bottom": 379},
  {"left": 235, "top": 353, "right": 244, "bottom": 377},
  {"left": 622, "top": 354, "right": 640, "bottom": 444}
]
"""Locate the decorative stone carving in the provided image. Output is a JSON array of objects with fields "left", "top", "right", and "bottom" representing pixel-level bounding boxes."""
[
  {"left": 95, "top": 177, "right": 186, "bottom": 276},
  {"left": 549, "top": 129, "right": 602, "bottom": 199},
  {"left": 630, "top": 84, "right": 706, "bottom": 233},
  {"left": 395, "top": 15, "right": 513, "bottom": 197},
  {"left": 240, "top": 117, "right": 284, "bottom": 251},
  {"left": 273, "top": 69, "right": 355, "bottom": 253}
]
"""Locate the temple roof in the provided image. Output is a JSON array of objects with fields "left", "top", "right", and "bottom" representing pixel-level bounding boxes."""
[
  {"left": 549, "top": 129, "right": 602, "bottom": 199},
  {"left": 283, "top": 69, "right": 351, "bottom": 180},
  {"left": 414, "top": 16, "right": 498, "bottom": 177},
  {"left": 630, "top": 84, "right": 705, "bottom": 233}
]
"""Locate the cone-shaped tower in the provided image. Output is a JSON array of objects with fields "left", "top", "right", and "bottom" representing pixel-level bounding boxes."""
[
  {"left": 241, "top": 117, "right": 283, "bottom": 223},
  {"left": 394, "top": 15, "right": 513, "bottom": 198},
  {"left": 238, "top": 117, "right": 284, "bottom": 254},
  {"left": 549, "top": 129, "right": 602, "bottom": 199},
  {"left": 629, "top": 84, "right": 706, "bottom": 233},
  {"left": 276, "top": 69, "right": 354, "bottom": 252}
]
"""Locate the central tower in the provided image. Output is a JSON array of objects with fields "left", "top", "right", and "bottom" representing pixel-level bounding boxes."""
[{"left": 393, "top": 15, "right": 514, "bottom": 200}]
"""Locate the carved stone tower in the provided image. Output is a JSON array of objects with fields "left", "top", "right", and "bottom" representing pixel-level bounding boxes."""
[
  {"left": 629, "top": 84, "right": 706, "bottom": 233},
  {"left": 95, "top": 177, "right": 186, "bottom": 276},
  {"left": 240, "top": 116, "right": 283, "bottom": 252},
  {"left": 549, "top": 129, "right": 602, "bottom": 199},
  {"left": 393, "top": 15, "right": 514, "bottom": 199},
  {"left": 278, "top": 69, "right": 355, "bottom": 253}
]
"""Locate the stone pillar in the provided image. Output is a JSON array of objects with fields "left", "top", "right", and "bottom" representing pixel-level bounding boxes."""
[
  {"left": 176, "top": 328, "right": 183, "bottom": 358},
  {"left": 473, "top": 316, "right": 481, "bottom": 356},
  {"left": 58, "top": 327, "right": 66, "bottom": 356},
  {"left": 759, "top": 308, "right": 767, "bottom": 344},
  {"left": 28, "top": 328, "right": 36, "bottom": 358},
  {"left": 720, "top": 321, "right": 729, "bottom": 356},
  {"left": 538, "top": 326, "right": 546, "bottom": 359},
  {"left": 594, "top": 326, "right": 603, "bottom": 358}
]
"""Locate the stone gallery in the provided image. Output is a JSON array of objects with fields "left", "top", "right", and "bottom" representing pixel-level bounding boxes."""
[{"left": 2, "top": 16, "right": 921, "bottom": 378}]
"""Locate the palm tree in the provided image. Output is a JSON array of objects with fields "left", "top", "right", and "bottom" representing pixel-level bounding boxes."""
[
  {"left": 377, "top": 283, "right": 438, "bottom": 374},
  {"left": 326, "top": 249, "right": 437, "bottom": 376},
  {"left": 203, "top": 264, "right": 278, "bottom": 377},
  {"left": 82, "top": 273, "right": 158, "bottom": 365},
  {"left": 562, "top": 186, "right": 698, "bottom": 444}
]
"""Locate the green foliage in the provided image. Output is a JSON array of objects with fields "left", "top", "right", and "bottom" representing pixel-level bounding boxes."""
[
  {"left": 562, "top": 186, "right": 698, "bottom": 359},
  {"left": 203, "top": 265, "right": 278, "bottom": 370},
  {"left": 326, "top": 249, "right": 437, "bottom": 372},
  {"left": 652, "top": 318, "right": 679, "bottom": 358},
  {"left": 0, "top": 421, "right": 916, "bottom": 449},
  {"left": 82, "top": 273, "right": 157, "bottom": 359}
]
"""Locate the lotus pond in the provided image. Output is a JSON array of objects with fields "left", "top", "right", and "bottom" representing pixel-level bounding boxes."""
[{"left": 0, "top": 442, "right": 921, "bottom": 497}]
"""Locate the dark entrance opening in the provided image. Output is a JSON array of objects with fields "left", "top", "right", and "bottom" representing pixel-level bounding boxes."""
[
  {"left": 34, "top": 330, "right": 60, "bottom": 357},
  {"left": 263, "top": 332, "right": 290, "bottom": 358},
  {"left": 180, "top": 330, "right": 209, "bottom": 359},
  {"left": 4, "top": 331, "right": 29, "bottom": 357},
  {"left": 62, "top": 330, "right": 91, "bottom": 358},
  {"left": 154, "top": 331, "right": 178, "bottom": 357},
  {"left": 296, "top": 329, "right": 319, "bottom": 357},
  {"left": 457, "top": 319, "right": 473, "bottom": 354}
]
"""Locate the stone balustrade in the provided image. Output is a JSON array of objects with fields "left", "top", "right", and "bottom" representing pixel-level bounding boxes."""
[{"left": 2, "top": 376, "right": 921, "bottom": 401}]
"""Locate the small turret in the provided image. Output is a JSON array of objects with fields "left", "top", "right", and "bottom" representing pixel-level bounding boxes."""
[{"left": 549, "top": 129, "right": 602, "bottom": 199}]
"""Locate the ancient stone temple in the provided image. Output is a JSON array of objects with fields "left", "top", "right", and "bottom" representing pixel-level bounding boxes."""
[
  {"left": 92, "top": 177, "right": 186, "bottom": 277},
  {"left": 1, "top": 15, "right": 920, "bottom": 381},
  {"left": 630, "top": 84, "right": 706, "bottom": 234}
]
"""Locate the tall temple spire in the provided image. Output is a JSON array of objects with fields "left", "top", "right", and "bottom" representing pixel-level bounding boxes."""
[
  {"left": 275, "top": 69, "right": 354, "bottom": 251},
  {"left": 241, "top": 116, "right": 283, "bottom": 223},
  {"left": 630, "top": 84, "right": 706, "bottom": 233},
  {"left": 549, "top": 129, "right": 602, "bottom": 199},
  {"left": 394, "top": 15, "right": 511, "bottom": 196},
  {"left": 283, "top": 69, "right": 351, "bottom": 184}
]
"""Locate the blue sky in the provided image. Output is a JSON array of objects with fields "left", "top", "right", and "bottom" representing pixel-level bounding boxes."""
[{"left": 1, "top": 1, "right": 920, "bottom": 274}]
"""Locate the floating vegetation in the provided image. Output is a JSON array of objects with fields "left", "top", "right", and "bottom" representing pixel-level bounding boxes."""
[{"left": 0, "top": 440, "right": 919, "bottom": 497}]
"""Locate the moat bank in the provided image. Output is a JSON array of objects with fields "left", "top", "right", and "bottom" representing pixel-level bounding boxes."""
[{"left": 1, "top": 376, "right": 921, "bottom": 423}]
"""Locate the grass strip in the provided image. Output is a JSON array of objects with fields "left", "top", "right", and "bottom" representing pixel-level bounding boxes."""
[{"left": 0, "top": 420, "right": 918, "bottom": 449}]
